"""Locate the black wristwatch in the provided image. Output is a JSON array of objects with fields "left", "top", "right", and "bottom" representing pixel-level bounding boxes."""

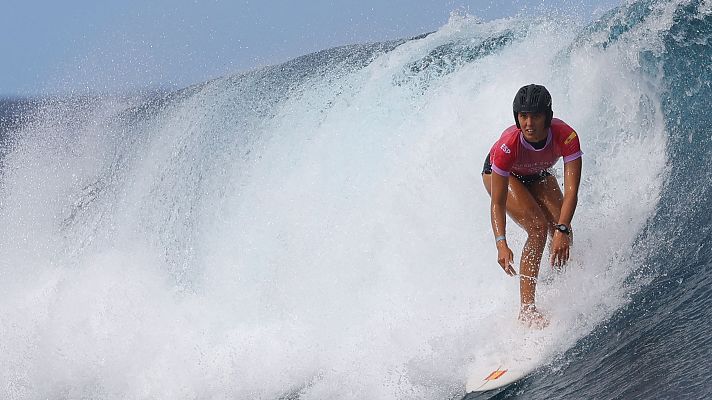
[{"left": 555, "top": 224, "right": 571, "bottom": 235}]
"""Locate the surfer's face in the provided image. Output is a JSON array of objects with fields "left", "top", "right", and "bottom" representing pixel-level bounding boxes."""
[{"left": 517, "top": 112, "right": 547, "bottom": 142}]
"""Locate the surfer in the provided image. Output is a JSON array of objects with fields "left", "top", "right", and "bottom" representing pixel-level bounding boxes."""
[{"left": 481, "top": 84, "right": 582, "bottom": 328}]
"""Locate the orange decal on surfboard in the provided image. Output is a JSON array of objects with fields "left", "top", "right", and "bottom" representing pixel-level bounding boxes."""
[{"left": 484, "top": 369, "right": 508, "bottom": 381}]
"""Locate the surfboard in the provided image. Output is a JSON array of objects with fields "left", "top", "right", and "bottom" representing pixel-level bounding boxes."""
[
  {"left": 464, "top": 307, "right": 559, "bottom": 394},
  {"left": 465, "top": 334, "right": 546, "bottom": 393}
]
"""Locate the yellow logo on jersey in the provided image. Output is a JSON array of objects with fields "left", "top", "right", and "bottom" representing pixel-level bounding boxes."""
[{"left": 564, "top": 131, "right": 578, "bottom": 145}]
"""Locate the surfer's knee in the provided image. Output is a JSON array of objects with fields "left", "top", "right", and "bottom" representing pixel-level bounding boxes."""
[{"left": 524, "top": 214, "right": 548, "bottom": 241}]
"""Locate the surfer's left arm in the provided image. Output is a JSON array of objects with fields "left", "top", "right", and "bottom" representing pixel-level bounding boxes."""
[{"left": 550, "top": 157, "right": 582, "bottom": 267}]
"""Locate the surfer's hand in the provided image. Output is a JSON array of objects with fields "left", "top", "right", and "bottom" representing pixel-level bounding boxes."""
[
  {"left": 496, "top": 242, "right": 516, "bottom": 276},
  {"left": 550, "top": 231, "right": 570, "bottom": 269}
]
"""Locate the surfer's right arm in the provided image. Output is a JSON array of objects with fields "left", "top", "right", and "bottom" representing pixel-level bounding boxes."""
[{"left": 490, "top": 172, "right": 516, "bottom": 276}]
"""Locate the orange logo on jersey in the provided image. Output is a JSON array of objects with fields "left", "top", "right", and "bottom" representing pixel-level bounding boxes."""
[{"left": 564, "top": 131, "right": 578, "bottom": 145}]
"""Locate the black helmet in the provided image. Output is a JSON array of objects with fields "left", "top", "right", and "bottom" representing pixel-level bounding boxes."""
[{"left": 512, "top": 84, "right": 553, "bottom": 128}]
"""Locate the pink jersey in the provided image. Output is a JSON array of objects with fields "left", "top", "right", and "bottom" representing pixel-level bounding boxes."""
[{"left": 489, "top": 118, "right": 582, "bottom": 176}]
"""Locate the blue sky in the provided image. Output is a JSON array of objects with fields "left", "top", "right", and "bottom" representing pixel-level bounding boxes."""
[{"left": 1, "top": 0, "right": 620, "bottom": 97}]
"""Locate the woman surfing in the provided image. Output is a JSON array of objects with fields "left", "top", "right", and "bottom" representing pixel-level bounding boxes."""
[{"left": 482, "top": 84, "right": 583, "bottom": 328}]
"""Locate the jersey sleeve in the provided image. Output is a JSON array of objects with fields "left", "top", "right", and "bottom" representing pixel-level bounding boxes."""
[
  {"left": 555, "top": 121, "right": 583, "bottom": 163},
  {"left": 489, "top": 134, "right": 517, "bottom": 176}
]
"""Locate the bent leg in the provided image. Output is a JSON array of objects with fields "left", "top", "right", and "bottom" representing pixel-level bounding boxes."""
[
  {"left": 483, "top": 174, "right": 549, "bottom": 324},
  {"left": 528, "top": 175, "right": 564, "bottom": 235},
  {"left": 528, "top": 175, "right": 576, "bottom": 261}
]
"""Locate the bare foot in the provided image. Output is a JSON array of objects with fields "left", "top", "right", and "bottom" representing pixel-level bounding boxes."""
[{"left": 518, "top": 305, "right": 550, "bottom": 329}]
